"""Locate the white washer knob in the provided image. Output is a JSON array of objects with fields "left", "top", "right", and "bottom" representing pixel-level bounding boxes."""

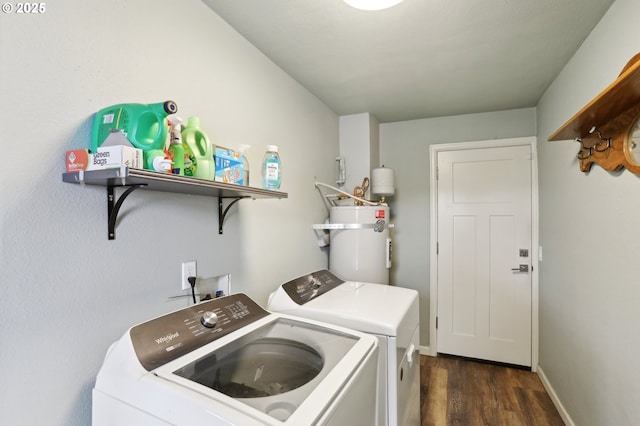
[{"left": 201, "top": 311, "right": 218, "bottom": 328}]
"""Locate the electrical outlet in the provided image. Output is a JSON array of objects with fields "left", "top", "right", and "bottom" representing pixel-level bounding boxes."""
[{"left": 181, "top": 261, "right": 197, "bottom": 290}]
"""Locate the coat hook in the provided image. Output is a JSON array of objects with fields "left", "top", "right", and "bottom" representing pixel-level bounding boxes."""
[{"left": 588, "top": 126, "right": 612, "bottom": 153}]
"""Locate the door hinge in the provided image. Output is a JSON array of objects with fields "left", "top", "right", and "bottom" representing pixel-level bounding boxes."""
[
  {"left": 436, "top": 242, "right": 439, "bottom": 255},
  {"left": 436, "top": 316, "right": 438, "bottom": 329}
]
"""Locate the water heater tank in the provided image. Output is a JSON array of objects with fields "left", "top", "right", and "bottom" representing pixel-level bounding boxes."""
[{"left": 329, "top": 205, "right": 391, "bottom": 284}]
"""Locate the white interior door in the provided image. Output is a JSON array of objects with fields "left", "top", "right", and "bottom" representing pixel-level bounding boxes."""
[{"left": 436, "top": 144, "right": 532, "bottom": 366}]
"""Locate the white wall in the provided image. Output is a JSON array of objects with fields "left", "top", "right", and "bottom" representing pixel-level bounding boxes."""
[
  {"left": 339, "top": 112, "right": 380, "bottom": 193},
  {"left": 0, "top": 1, "right": 337, "bottom": 425},
  {"left": 379, "top": 108, "right": 537, "bottom": 346},
  {"left": 537, "top": 0, "right": 640, "bottom": 424}
]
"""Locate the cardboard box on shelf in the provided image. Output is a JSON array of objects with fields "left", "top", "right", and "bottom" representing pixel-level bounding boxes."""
[
  {"left": 65, "top": 145, "right": 143, "bottom": 172},
  {"left": 214, "top": 147, "right": 244, "bottom": 185}
]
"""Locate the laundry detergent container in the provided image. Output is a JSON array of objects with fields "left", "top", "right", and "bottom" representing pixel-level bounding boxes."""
[{"left": 91, "top": 101, "right": 178, "bottom": 168}]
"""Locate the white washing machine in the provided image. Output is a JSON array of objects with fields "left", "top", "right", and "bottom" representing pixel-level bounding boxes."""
[
  {"left": 268, "top": 270, "right": 420, "bottom": 426},
  {"left": 93, "top": 293, "right": 378, "bottom": 425}
]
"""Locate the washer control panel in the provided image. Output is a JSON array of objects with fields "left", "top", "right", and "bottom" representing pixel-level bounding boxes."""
[
  {"left": 281, "top": 269, "right": 345, "bottom": 305},
  {"left": 129, "top": 293, "right": 269, "bottom": 371}
]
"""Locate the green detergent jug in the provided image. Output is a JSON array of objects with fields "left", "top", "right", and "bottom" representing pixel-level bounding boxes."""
[
  {"left": 182, "top": 117, "right": 214, "bottom": 180},
  {"left": 91, "top": 101, "right": 178, "bottom": 158}
]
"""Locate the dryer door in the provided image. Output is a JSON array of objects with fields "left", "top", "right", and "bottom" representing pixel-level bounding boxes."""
[{"left": 397, "top": 325, "right": 421, "bottom": 426}]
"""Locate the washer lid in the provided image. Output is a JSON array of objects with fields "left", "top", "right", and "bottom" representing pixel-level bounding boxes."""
[
  {"left": 160, "top": 317, "right": 370, "bottom": 423},
  {"left": 269, "top": 270, "right": 419, "bottom": 336},
  {"left": 172, "top": 320, "right": 337, "bottom": 400}
]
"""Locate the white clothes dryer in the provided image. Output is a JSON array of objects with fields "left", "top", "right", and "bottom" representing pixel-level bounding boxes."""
[
  {"left": 268, "top": 270, "right": 420, "bottom": 426},
  {"left": 93, "top": 293, "right": 378, "bottom": 426}
]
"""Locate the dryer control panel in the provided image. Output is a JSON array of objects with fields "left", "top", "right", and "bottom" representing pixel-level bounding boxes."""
[
  {"left": 281, "top": 269, "right": 345, "bottom": 305},
  {"left": 129, "top": 293, "right": 269, "bottom": 371}
]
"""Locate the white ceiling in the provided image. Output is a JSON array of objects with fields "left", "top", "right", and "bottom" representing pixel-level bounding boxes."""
[{"left": 202, "top": 0, "right": 615, "bottom": 123}]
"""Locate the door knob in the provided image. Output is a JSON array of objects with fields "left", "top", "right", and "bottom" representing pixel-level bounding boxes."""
[{"left": 511, "top": 264, "right": 529, "bottom": 272}]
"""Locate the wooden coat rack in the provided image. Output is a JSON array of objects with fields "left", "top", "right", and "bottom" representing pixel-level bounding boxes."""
[{"left": 548, "top": 53, "right": 640, "bottom": 173}]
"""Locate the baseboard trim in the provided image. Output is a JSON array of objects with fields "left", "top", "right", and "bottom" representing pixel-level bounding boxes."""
[
  {"left": 419, "top": 345, "right": 431, "bottom": 356},
  {"left": 536, "top": 365, "right": 575, "bottom": 426}
]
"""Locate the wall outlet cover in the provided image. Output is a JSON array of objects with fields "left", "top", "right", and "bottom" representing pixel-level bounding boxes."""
[{"left": 181, "top": 261, "right": 197, "bottom": 290}]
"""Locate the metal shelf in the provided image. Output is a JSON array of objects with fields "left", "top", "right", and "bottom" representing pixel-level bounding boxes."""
[{"left": 63, "top": 167, "right": 287, "bottom": 239}]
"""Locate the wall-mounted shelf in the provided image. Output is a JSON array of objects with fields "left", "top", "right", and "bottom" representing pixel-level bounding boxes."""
[
  {"left": 548, "top": 53, "right": 640, "bottom": 173},
  {"left": 62, "top": 167, "right": 287, "bottom": 239}
]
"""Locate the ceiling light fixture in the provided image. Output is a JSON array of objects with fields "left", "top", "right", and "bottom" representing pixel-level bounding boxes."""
[{"left": 344, "top": 0, "right": 403, "bottom": 11}]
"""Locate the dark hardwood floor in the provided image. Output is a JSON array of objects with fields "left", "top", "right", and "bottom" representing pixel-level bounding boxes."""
[{"left": 420, "top": 355, "right": 565, "bottom": 426}]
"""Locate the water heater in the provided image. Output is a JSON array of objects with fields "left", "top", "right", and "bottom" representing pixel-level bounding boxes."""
[{"left": 328, "top": 205, "right": 392, "bottom": 284}]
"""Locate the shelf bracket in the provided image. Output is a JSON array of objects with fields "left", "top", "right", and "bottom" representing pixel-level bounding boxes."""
[
  {"left": 107, "top": 184, "right": 146, "bottom": 240},
  {"left": 218, "top": 197, "right": 247, "bottom": 234}
]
